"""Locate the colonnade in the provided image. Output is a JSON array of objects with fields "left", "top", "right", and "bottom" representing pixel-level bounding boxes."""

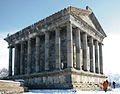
[{"left": 8, "top": 22, "right": 103, "bottom": 76}]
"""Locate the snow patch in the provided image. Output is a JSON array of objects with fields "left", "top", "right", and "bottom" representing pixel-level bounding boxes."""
[
  {"left": 23, "top": 88, "right": 120, "bottom": 94},
  {"left": 0, "top": 80, "right": 20, "bottom": 83}
]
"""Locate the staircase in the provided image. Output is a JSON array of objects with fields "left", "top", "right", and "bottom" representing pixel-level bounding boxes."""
[{"left": 0, "top": 80, "right": 27, "bottom": 94}]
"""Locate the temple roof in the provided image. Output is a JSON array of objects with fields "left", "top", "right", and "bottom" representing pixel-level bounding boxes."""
[{"left": 5, "top": 6, "right": 106, "bottom": 43}]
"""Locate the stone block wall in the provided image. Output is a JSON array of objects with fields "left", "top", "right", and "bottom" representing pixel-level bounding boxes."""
[
  {"left": 23, "top": 69, "right": 106, "bottom": 90},
  {"left": 71, "top": 72, "right": 106, "bottom": 90},
  {"left": 24, "top": 73, "right": 73, "bottom": 89}
]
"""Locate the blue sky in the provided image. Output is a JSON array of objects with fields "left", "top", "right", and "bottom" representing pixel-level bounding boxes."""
[
  {"left": 0, "top": 0, "right": 120, "bottom": 34},
  {"left": 0, "top": 0, "right": 120, "bottom": 74}
]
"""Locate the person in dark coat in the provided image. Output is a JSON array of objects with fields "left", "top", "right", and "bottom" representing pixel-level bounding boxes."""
[
  {"left": 106, "top": 80, "right": 108, "bottom": 85},
  {"left": 113, "top": 81, "right": 116, "bottom": 89}
]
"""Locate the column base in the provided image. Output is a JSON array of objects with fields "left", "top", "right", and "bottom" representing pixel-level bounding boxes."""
[
  {"left": 83, "top": 69, "right": 88, "bottom": 71},
  {"left": 90, "top": 70, "right": 94, "bottom": 73}
]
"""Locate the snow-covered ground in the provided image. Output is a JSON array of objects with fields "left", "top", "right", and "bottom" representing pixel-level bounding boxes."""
[
  {"left": 23, "top": 88, "right": 120, "bottom": 94},
  {"left": 0, "top": 80, "right": 23, "bottom": 83}
]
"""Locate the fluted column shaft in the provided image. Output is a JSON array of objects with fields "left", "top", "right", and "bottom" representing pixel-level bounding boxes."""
[
  {"left": 20, "top": 42, "right": 24, "bottom": 75},
  {"left": 99, "top": 43, "right": 103, "bottom": 74},
  {"left": 82, "top": 32, "right": 88, "bottom": 71},
  {"left": 14, "top": 45, "right": 17, "bottom": 75},
  {"left": 36, "top": 36, "right": 40, "bottom": 72},
  {"left": 8, "top": 46, "right": 12, "bottom": 76},
  {"left": 14, "top": 45, "right": 19, "bottom": 75},
  {"left": 45, "top": 31, "right": 49, "bottom": 71},
  {"left": 95, "top": 40, "right": 99, "bottom": 73},
  {"left": 55, "top": 28, "right": 61, "bottom": 70},
  {"left": 89, "top": 37, "right": 94, "bottom": 72},
  {"left": 27, "top": 39, "right": 32, "bottom": 74},
  {"left": 67, "top": 22, "right": 73, "bottom": 68},
  {"left": 76, "top": 28, "right": 82, "bottom": 70}
]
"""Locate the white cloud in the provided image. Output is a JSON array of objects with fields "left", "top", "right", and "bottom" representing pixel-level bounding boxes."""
[
  {"left": 0, "top": 32, "right": 8, "bottom": 39},
  {"left": 103, "top": 32, "right": 120, "bottom": 74},
  {"left": 0, "top": 38, "right": 9, "bottom": 69},
  {"left": 0, "top": 31, "right": 17, "bottom": 70}
]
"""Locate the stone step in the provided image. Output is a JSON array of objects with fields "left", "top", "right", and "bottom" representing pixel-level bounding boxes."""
[
  {"left": 0, "top": 80, "right": 27, "bottom": 93},
  {"left": 0, "top": 80, "right": 21, "bottom": 87},
  {"left": 0, "top": 87, "right": 24, "bottom": 94}
]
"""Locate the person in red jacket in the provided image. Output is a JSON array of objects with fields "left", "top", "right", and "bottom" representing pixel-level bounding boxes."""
[{"left": 103, "top": 81, "right": 108, "bottom": 92}]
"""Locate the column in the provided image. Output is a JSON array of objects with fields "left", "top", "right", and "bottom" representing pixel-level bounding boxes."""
[
  {"left": 8, "top": 46, "right": 12, "bottom": 76},
  {"left": 73, "top": 43, "right": 76, "bottom": 68},
  {"left": 45, "top": 31, "right": 49, "bottom": 71},
  {"left": 89, "top": 37, "right": 94, "bottom": 72},
  {"left": 27, "top": 39, "right": 32, "bottom": 74},
  {"left": 76, "top": 28, "right": 82, "bottom": 70},
  {"left": 55, "top": 27, "right": 61, "bottom": 70},
  {"left": 82, "top": 32, "right": 88, "bottom": 71},
  {"left": 20, "top": 42, "right": 24, "bottom": 75},
  {"left": 67, "top": 22, "right": 73, "bottom": 68},
  {"left": 99, "top": 43, "right": 103, "bottom": 74},
  {"left": 14, "top": 45, "right": 18, "bottom": 75},
  {"left": 36, "top": 36, "right": 40, "bottom": 72},
  {"left": 95, "top": 40, "right": 99, "bottom": 73}
]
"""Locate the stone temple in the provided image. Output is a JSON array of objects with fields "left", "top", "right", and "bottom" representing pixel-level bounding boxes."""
[{"left": 4, "top": 6, "right": 107, "bottom": 90}]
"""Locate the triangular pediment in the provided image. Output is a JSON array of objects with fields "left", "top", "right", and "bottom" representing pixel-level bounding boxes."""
[
  {"left": 70, "top": 6, "right": 107, "bottom": 37},
  {"left": 88, "top": 12, "right": 107, "bottom": 37}
]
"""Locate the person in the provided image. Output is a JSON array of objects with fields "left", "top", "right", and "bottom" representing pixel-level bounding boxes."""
[
  {"left": 61, "top": 61, "right": 64, "bottom": 70},
  {"left": 103, "top": 81, "right": 108, "bottom": 92},
  {"left": 109, "top": 81, "right": 111, "bottom": 87},
  {"left": 106, "top": 80, "right": 108, "bottom": 85},
  {"left": 113, "top": 81, "right": 116, "bottom": 89}
]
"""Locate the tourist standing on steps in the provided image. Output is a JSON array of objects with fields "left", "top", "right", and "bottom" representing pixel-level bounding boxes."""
[
  {"left": 103, "top": 81, "right": 108, "bottom": 92},
  {"left": 113, "top": 81, "right": 116, "bottom": 89}
]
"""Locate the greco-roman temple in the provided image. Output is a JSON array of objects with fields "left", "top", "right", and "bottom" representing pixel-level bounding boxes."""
[{"left": 4, "top": 6, "right": 107, "bottom": 90}]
